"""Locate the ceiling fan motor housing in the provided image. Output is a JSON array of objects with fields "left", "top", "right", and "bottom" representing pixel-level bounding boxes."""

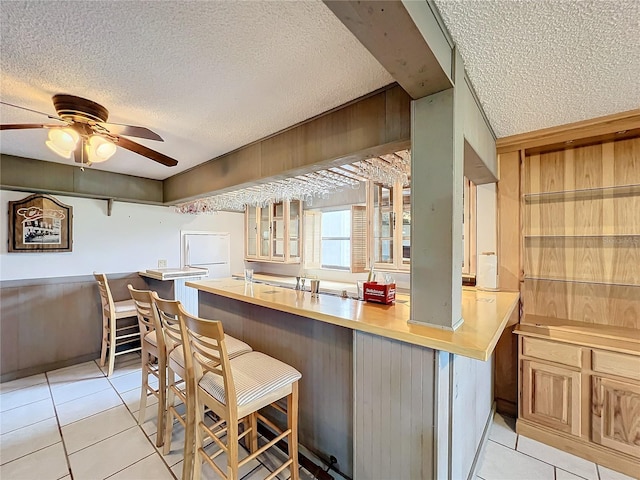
[{"left": 52, "top": 94, "right": 109, "bottom": 124}]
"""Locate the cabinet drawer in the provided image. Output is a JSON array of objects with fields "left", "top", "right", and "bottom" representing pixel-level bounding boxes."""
[
  {"left": 522, "top": 337, "right": 582, "bottom": 368},
  {"left": 592, "top": 350, "right": 640, "bottom": 381}
]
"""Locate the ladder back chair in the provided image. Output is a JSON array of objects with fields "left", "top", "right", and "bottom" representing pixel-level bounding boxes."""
[
  {"left": 128, "top": 285, "right": 166, "bottom": 447},
  {"left": 150, "top": 293, "right": 253, "bottom": 468},
  {"left": 94, "top": 273, "right": 140, "bottom": 377},
  {"left": 178, "top": 304, "right": 302, "bottom": 480}
]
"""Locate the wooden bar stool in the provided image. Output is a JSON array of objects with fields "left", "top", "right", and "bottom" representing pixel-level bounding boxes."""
[
  {"left": 151, "top": 293, "right": 253, "bottom": 469},
  {"left": 94, "top": 273, "right": 140, "bottom": 377},
  {"left": 128, "top": 285, "right": 166, "bottom": 447},
  {"left": 178, "top": 303, "right": 301, "bottom": 480}
]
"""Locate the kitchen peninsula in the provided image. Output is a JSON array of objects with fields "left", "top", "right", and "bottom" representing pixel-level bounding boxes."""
[{"left": 187, "top": 278, "right": 519, "bottom": 479}]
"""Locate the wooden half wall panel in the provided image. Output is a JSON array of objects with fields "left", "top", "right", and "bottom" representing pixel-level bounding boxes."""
[
  {"left": 198, "top": 292, "right": 354, "bottom": 477},
  {"left": 0, "top": 273, "right": 150, "bottom": 381},
  {"left": 354, "top": 331, "right": 436, "bottom": 479}
]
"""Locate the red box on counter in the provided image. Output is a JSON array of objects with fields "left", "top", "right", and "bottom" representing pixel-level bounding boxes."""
[{"left": 363, "top": 282, "right": 396, "bottom": 304}]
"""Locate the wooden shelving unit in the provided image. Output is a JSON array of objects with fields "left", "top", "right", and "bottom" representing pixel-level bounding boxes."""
[
  {"left": 515, "top": 137, "right": 640, "bottom": 477},
  {"left": 522, "top": 139, "right": 640, "bottom": 328}
]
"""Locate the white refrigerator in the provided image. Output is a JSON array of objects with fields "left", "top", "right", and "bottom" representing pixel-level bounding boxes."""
[{"left": 182, "top": 231, "right": 231, "bottom": 279}]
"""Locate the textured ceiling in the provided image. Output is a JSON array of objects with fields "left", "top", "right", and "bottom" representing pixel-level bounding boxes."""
[
  {"left": 0, "top": 1, "right": 393, "bottom": 180},
  {"left": 2, "top": 1, "right": 638, "bottom": 181},
  {"left": 434, "top": 0, "right": 640, "bottom": 138}
]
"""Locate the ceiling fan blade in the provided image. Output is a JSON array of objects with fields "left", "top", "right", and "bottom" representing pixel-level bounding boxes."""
[
  {"left": 1, "top": 123, "right": 65, "bottom": 130},
  {"left": 0, "top": 101, "right": 64, "bottom": 121},
  {"left": 95, "top": 122, "right": 164, "bottom": 142},
  {"left": 115, "top": 136, "right": 178, "bottom": 167}
]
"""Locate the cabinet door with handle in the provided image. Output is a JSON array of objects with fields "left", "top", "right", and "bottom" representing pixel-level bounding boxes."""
[
  {"left": 259, "top": 206, "right": 271, "bottom": 259},
  {"left": 592, "top": 376, "right": 640, "bottom": 458},
  {"left": 372, "top": 182, "right": 395, "bottom": 269},
  {"left": 522, "top": 359, "right": 582, "bottom": 436}
]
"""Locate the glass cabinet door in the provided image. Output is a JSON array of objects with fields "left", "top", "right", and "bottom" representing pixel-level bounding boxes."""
[
  {"left": 401, "top": 185, "right": 411, "bottom": 268},
  {"left": 246, "top": 205, "right": 257, "bottom": 257},
  {"left": 288, "top": 200, "right": 301, "bottom": 260},
  {"left": 373, "top": 183, "right": 395, "bottom": 267},
  {"left": 259, "top": 206, "right": 270, "bottom": 258},
  {"left": 271, "top": 202, "right": 285, "bottom": 259}
]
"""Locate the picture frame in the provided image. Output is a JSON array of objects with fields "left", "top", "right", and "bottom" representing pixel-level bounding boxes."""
[{"left": 8, "top": 193, "right": 73, "bottom": 253}]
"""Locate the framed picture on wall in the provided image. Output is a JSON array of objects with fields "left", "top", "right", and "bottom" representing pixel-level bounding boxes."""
[{"left": 8, "top": 193, "right": 73, "bottom": 253}]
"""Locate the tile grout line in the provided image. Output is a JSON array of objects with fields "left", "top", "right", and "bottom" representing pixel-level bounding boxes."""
[
  {"left": 490, "top": 438, "right": 598, "bottom": 480},
  {"left": 44, "top": 370, "right": 75, "bottom": 480},
  {"left": 0, "top": 399, "right": 57, "bottom": 435},
  {"left": 104, "top": 358, "right": 179, "bottom": 480},
  {"left": 102, "top": 451, "right": 158, "bottom": 479},
  {"left": 0, "top": 384, "right": 50, "bottom": 414},
  {"left": 557, "top": 466, "right": 591, "bottom": 480}
]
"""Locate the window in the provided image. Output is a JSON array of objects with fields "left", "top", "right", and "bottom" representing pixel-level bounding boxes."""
[{"left": 321, "top": 210, "right": 351, "bottom": 269}]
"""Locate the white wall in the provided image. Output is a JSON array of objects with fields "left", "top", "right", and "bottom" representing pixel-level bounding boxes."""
[
  {"left": 0, "top": 190, "right": 245, "bottom": 281},
  {"left": 476, "top": 183, "right": 497, "bottom": 255}
]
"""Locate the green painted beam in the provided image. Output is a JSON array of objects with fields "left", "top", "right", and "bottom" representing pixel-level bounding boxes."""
[{"left": 0, "top": 155, "right": 163, "bottom": 204}]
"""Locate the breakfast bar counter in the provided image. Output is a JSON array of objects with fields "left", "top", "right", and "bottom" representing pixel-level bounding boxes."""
[
  {"left": 186, "top": 278, "right": 519, "bottom": 361},
  {"left": 187, "top": 277, "right": 519, "bottom": 479}
]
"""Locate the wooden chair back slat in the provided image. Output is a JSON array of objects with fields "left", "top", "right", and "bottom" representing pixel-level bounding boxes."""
[
  {"left": 94, "top": 272, "right": 115, "bottom": 318},
  {"left": 128, "top": 285, "right": 164, "bottom": 349},
  {"left": 152, "top": 293, "right": 183, "bottom": 350},
  {"left": 177, "top": 305, "right": 236, "bottom": 411}
]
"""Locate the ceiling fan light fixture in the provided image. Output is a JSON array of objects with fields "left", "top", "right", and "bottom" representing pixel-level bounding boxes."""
[
  {"left": 87, "top": 135, "right": 117, "bottom": 163},
  {"left": 47, "top": 127, "right": 79, "bottom": 151},
  {"left": 45, "top": 140, "right": 73, "bottom": 159}
]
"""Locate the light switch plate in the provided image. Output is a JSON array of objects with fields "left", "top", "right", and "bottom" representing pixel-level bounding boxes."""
[{"left": 158, "top": 259, "right": 168, "bottom": 268}]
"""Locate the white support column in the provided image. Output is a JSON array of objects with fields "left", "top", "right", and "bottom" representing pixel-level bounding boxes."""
[{"left": 409, "top": 78, "right": 465, "bottom": 329}]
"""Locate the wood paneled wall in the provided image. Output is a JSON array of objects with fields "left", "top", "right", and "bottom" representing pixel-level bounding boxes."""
[
  {"left": 198, "top": 292, "right": 354, "bottom": 478},
  {"left": 495, "top": 150, "right": 522, "bottom": 416},
  {"left": 0, "top": 273, "right": 161, "bottom": 382},
  {"left": 523, "top": 138, "right": 640, "bottom": 329},
  {"left": 353, "top": 331, "right": 436, "bottom": 479},
  {"left": 164, "top": 85, "right": 411, "bottom": 204}
]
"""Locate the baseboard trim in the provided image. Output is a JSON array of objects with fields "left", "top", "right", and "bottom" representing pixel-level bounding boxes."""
[
  {"left": 495, "top": 398, "right": 517, "bottom": 418},
  {"left": 0, "top": 352, "right": 101, "bottom": 383},
  {"left": 467, "top": 402, "right": 496, "bottom": 480},
  {"left": 517, "top": 419, "right": 640, "bottom": 478}
]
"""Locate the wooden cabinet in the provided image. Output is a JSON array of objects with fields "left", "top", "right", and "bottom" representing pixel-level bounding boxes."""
[
  {"left": 244, "top": 200, "right": 302, "bottom": 264},
  {"left": 516, "top": 325, "right": 640, "bottom": 477},
  {"left": 591, "top": 376, "right": 640, "bottom": 458},
  {"left": 369, "top": 181, "right": 410, "bottom": 271},
  {"left": 521, "top": 359, "right": 581, "bottom": 436}
]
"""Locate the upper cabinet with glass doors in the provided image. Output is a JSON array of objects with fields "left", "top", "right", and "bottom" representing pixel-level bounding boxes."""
[
  {"left": 244, "top": 199, "right": 302, "bottom": 264},
  {"left": 369, "top": 180, "right": 411, "bottom": 271}
]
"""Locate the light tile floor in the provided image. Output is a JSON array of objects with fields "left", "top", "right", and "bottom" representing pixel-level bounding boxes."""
[
  {"left": 477, "top": 413, "right": 637, "bottom": 480},
  {"left": 0, "top": 355, "right": 636, "bottom": 480},
  {"left": 0, "top": 353, "right": 344, "bottom": 480}
]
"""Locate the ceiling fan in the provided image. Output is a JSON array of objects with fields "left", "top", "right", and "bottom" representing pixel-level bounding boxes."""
[{"left": 0, "top": 94, "right": 178, "bottom": 167}]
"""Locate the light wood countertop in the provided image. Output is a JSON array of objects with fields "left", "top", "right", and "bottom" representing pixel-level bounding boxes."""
[
  {"left": 187, "top": 278, "right": 520, "bottom": 361},
  {"left": 139, "top": 267, "right": 209, "bottom": 281}
]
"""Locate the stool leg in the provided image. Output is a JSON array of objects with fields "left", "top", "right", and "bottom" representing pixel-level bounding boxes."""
[
  {"left": 138, "top": 342, "right": 149, "bottom": 425},
  {"left": 227, "top": 412, "right": 240, "bottom": 480},
  {"left": 248, "top": 413, "right": 258, "bottom": 453},
  {"left": 107, "top": 318, "right": 117, "bottom": 377},
  {"left": 181, "top": 376, "right": 196, "bottom": 480},
  {"left": 288, "top": 382, "right": 299, "bottom": 480},
  {"left": 156, "top": 352, "right": 166, "bottom": 448},
  {"left": 192, "top": 400, "right": 205, "bottom": 480},
  {"left": 163, "top": 367, "right": 176, "bottom": 455},
  {"left": 99, "top": 313, "right": 108, "bottom": 367}
]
